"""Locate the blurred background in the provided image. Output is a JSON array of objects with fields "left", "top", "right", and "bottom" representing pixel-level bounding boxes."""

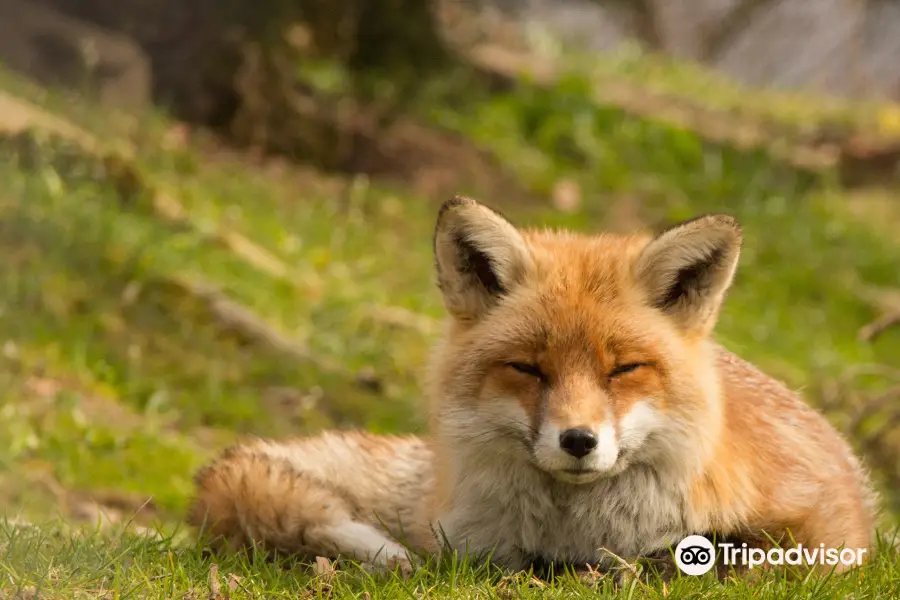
[{"left": 0, "top": 0, "right": 898, "bottom": 536}]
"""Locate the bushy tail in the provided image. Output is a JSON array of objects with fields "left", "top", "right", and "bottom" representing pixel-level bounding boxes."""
[{"left": 187, "top": 444, "right": 340, "bottom": 555}]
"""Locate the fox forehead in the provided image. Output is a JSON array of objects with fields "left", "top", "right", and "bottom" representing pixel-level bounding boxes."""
[
  {"left": 471, "top": 229, "right": 672, "bottom": 367},
  {"left": 523, "top": 229, "right": 652, "bottom": 295}
]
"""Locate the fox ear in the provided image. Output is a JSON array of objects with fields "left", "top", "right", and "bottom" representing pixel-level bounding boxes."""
[
  {"left": 634, "top": 214, "right": 742, "bottom": 334},
  {"left": 433, "top": 196, "right": 533, "bottom": 322}
]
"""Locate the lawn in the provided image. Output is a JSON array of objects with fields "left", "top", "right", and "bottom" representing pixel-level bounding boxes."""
[
  {"left": 0, "top": 38, "right": 898, "bottom": 599},
  {"left": 1, "top": 521, "right": 899, "bottom": 599}
]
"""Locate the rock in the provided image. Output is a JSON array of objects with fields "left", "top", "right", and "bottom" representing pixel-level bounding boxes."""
[{"left": 0, "top": 0, "right": 151, "bottom": 108}]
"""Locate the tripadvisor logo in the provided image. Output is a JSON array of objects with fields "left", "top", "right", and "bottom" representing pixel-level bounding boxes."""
[
  {"left": 674, "top": 535, "right": 868, "bottom": 576},
  {"left": 675, "top": 535, "right": 717, "bottom": 576}
]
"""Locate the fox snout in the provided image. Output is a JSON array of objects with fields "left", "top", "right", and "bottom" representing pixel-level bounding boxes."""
[
  {"left": 558, "top": 427, "right": 599, "bottom": 459},
  {"left": 533, "top": 419, "right": 621, "bottom": 484}
]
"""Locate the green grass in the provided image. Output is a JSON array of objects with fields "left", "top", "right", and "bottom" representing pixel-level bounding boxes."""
[
  {"left": 0, "top": 134, "right": 434, "bottom": 433},
  {"left": 0, "top": 43, "right": 899, "bottom": 599},
  {"left": 1, "top": 521, "right": 899, "bottom": 599},
  {"left": 518, "top": 34, "right": 900, "bottom": 140},
  {"left": 0, "top": 367, "right": 203, "bottom": 516}
]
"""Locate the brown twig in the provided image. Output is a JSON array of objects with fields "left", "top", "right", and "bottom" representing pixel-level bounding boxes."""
[
  {"left": 154, "top": 275, "right": 349, "bottom": 376},
  {"left": 858, "top": 311, "right": 900, "bottom": 342},
  {"left": 208, "top": 564, "right": 221, "bottom": 600}
]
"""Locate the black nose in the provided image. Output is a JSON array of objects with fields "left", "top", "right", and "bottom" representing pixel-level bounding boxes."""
[{"left": 559, "top": 428, "right": 598, "bottom": 459}]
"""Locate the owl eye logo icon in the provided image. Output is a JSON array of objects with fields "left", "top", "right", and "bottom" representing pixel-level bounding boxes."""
[{"left": 675, "top": 535, "right": 716, "bottom": 575}]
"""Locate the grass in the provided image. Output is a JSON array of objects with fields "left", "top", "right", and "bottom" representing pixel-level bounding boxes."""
[
  {"left": 1, "top": 521, "right": 899, "bottom": 599},
  {"left": 517, "top": 32, "right": 900, "bottom": 140},
  {"left": 0, "top": 34, "right": 899, "bottom": 598}
]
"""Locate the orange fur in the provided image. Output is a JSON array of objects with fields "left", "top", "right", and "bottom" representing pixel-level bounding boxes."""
[{"left": 188, "top": 432, "right": 434, "bottom": 572}]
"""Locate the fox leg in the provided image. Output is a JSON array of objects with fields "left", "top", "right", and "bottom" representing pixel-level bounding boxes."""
[
  {"left": 309, "top": 520, "right": 412, "bottom": 573},
  {"left": 188, "top": 447, "right": 411, "bottom": 571}
]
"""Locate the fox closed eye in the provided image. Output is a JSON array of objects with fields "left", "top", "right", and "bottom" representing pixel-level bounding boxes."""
[
  {"left": 609, "top": 363, "right": 648, "bottom": 378},
  {"left": 506, "top": 362, "right": 545, "bottom": 380}
]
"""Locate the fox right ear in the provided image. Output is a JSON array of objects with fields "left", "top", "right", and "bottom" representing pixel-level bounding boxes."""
[
  {"left": 634, "top": 214, "right": 742, "bottom": 335},
  {"left": 433, "top": 196, "right": 533, "bottom": 322}
]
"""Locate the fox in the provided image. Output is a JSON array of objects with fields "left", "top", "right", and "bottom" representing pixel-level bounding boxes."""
[{"left": 188, "top": 195, "right": 879, "bottom": 577}]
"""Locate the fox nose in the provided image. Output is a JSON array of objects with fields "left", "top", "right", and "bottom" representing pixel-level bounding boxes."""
[{"left": 559, "top": 428, "right": 598, "bottom": 459}]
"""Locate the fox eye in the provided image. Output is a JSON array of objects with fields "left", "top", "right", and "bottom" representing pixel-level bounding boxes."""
[
  {"left": 609, "top": 363, "right": 647, "bottom": 378},
  {"left": 506, "top": 362, "right": 545, "bottom": 380}
]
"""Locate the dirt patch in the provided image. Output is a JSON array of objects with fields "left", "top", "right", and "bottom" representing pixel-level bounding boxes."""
[
  {"left": 337, "top": 114, "right": 541, "bottom": 206},
  {"left": 199, "top": 111, "right": 542, "bottom": 209},
  {"left": 4, "top": 464, "right": 160, "bottom": 528},
  {"left": 21, "top": 374, "right": 149, "bottom": 433},
  {"left": 223, "top": 39, "right": 544, "bottom": 208},
  {"left": 66, "top": 489, "right": 159, "bottom": 526}
]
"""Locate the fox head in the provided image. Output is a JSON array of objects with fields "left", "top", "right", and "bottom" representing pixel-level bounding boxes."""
[{"left": 428, "top": 196, "right": 742, "bottom": 484}]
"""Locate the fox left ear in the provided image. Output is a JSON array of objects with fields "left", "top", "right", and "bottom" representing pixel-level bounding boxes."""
[
  {"left": 634, "top": 214, "right": 742, "bottom": 334},
  {"left": 433, "top": 196, "right": 534, "bottom": 322}
]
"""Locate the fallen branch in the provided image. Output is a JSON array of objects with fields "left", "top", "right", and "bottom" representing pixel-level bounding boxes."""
[
  {"left": 849, "top": 280, "right": 900, "bottom": 342},
  {"left": 98, "top": 152, "right": 309, "bottom": 288},
  {"left": 0, "top": 91, "right": 104, "bottom": 150},
  {"left": 858, "top": 311, "right": 900, "bottom": 342},
  {"left": 0, "top": 95, "right": 311, "bottom": 290},
  {"left": 148, "top": 274, "right": 349, "bottom": 377}
]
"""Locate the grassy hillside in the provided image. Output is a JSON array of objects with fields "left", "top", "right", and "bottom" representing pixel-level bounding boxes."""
[{"left": 0, "top": 46, "right": 898, "bottom": 599}]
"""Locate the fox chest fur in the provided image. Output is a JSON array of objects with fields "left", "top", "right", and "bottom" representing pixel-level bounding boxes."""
[{"left": 434, "top": 449, "right": 692, "bottom": 569}]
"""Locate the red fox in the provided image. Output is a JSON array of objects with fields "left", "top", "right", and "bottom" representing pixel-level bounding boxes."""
[{"left": 188, "top": 196, "right": 878, "bottom": 575}]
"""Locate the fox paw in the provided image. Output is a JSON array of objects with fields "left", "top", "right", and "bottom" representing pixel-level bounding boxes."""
[
  {"left": 360, "top": 555, "right": 413, "bottom": 579},
  {"left": 387, "top": 555, "right": 414, "bottom": 579}
]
